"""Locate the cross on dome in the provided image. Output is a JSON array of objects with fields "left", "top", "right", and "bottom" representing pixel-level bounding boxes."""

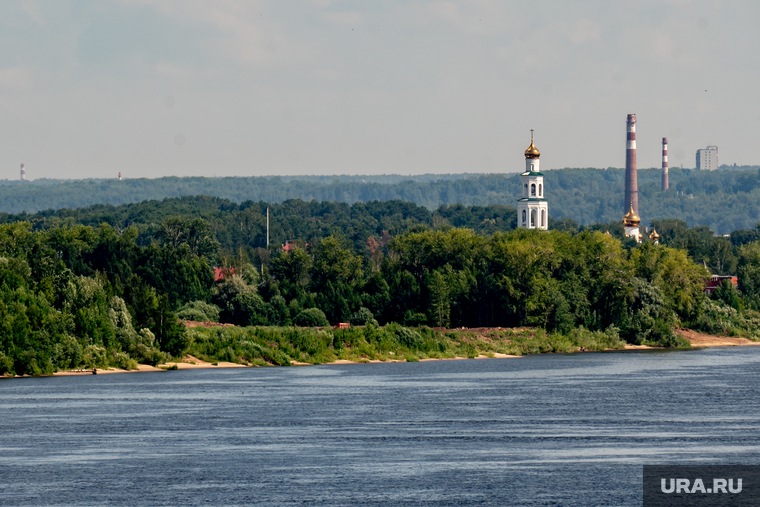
[{"left": 524, "top": 130, "right": 540, "bottom": 159}]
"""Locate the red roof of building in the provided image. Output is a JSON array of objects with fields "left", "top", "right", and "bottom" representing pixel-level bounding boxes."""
[
  {"left": 704, "top": 275, "right": 738, "bottom": 294},
  {"left": 282, "top": 241, "right": 308, "bottom": 253},
  {"left": 214, "top": 267, "right": 237, "bottom": 282}
]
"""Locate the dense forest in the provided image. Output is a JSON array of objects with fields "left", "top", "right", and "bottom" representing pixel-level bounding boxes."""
[
  {"left": 2, "top": 194, "right": 760, "bottom": 376},
  {"left": 2, "top": 195, "right": 757, "bottom": 277},
  {"left": 2, "top": 166, "right": 760, "bottom": 233}
]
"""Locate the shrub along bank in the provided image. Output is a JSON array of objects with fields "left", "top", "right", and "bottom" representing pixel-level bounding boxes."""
[{"left": 185, "top": 325, "right": 629, "bottom": 366}]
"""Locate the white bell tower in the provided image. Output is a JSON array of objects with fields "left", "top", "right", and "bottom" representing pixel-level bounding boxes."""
[{"left": 516, "top": 130, "right": 548, "bottom": 230}]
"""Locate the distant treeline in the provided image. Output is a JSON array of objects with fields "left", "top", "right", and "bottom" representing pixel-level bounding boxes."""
[
  {"left": 3, "top": 167, "right": 760, "bottom": 233},
  {"left": 0, "top": 197, "right": 517, "bottom": 254},
  {"left": 3, "top": 195, "right": 759, "bottom": 278}
]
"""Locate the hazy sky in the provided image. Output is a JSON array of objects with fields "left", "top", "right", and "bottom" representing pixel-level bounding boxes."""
[{"left": 1, "top": 0, "right": 758, "bottom": 179}]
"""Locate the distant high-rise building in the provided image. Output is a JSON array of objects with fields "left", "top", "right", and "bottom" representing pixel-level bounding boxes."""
[
  {"left": 696, "top": 146, "right": 718, "bottom": 170},
  {"left": 20, "top": 163, "right": 25, "bottom": 181}
]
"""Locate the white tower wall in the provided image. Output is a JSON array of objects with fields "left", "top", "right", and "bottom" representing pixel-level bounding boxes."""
[{"left": 516, "top": 134, "right": 548, "bottom": 231}]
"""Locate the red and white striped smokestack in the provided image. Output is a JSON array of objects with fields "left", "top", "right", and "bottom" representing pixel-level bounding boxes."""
[
  {"left": 20, "top": 163, "right": 26, "bottom": 181},
  {"left": 662, "top": 137, "right": 669, "bottom": 191},
  {"left": 624, "top": 114, "right": 638, "bottom": 215}
]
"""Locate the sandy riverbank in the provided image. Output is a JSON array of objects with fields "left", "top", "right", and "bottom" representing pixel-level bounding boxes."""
[
  {"left": 620, "top": 329, "right": 760, "bottom": 350},
  {"left": 3, "top": 354, "right": 519, "bottom": 379},
  {"left": 53, "top": 364, "right": 163, "bottom": 376},
  {"left": 159, "top": 354, "right": 247, "bottom": 370},
  {"left": 677, "top": 329, "right": 760, "bottom": 347},
  {"left": 329, "top": 353, "right": 522, "bottom": 365},
  {"left": 51, "top": 355, "right": 246, "bottom": 376},
  {"left": 6, "top": 329, "right": 759, "bottom": 379}
]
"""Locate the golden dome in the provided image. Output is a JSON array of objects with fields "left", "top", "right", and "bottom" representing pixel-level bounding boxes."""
[
  {"left": 524, "top": 139, "right": 540, "bottom": 159},
  {"left": 622, "top": 202, "right": 640, "bottom": 226},
  {"left": 649, "top": 227, "right": 660, "bottom": 241}
]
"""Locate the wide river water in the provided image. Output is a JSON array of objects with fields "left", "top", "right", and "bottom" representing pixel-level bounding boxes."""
[{"left": 2, "top": 347, "right": 760, "bottom": 506}]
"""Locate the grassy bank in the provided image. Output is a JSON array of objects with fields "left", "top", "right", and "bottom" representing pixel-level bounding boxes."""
[{"left": 185, "top": 325, "right": 630, "bottom": 366}]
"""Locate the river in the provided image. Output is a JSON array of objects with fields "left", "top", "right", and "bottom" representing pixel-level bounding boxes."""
[{"left": 2, "top": 347, "right": 760, "bottom": 506}]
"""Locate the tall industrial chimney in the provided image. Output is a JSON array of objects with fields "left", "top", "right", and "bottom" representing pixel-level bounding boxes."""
[
  {"left": 661, "top": 137, "right": 669, "bottom": 191},
  {"left": 118, "top": 171, "right": 122, "bottom": 181},
  {"left": 624, "top": 114, "right": 638, "bottom": 215},
  {"left": 20, "top": 163, "right": 25, "bottom": 181}
]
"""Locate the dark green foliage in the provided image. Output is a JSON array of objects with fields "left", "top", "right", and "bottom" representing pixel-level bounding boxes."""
[
  {"left": 0, "top": 219, "right": 192, "bottom": 374},
  {"left": 270, "top": 247, "right": 312, "bottom": 301},
  {"left": 332, "top": 327, "right": 365, "bottom": 349},
  {"left": 212, "top": 274, "right": 254, "bottom": 307},
  {"left": 394, "top": 326, "right": 423, "bottom": 349},
  {"left": 229, "top": 293, "right": 270, "bottom": 326},
  {"left": 286, "top": 328, "right": 332, "bottom": 356},
  {"left": 738, "top": 243, "right": 760, "bottom": 310},
  {"left": 293, "top": 308, "right": 330, "bottom": 327},
  {"left": 177, "top": 300, "right": 221, "bottom": 322},
  {"left": 152, "top": 295, "right": 188, "bottom": 357},
  {"left": 310, "top": 237, "right": 364, "bottom": 323},
  {"left": 3, "top": 196, "right": 519, "bottom": 266},
  {"left": 403, "top": 311, "right": 428, "bottom": 327},
  {"left": 155, "top": 217, "right": 220, "bottom": 258},
  {"left": 0, "top": 352, "right": 13, "bottom": 374},
  {"left": 3, "top": 181, "right": 755, "bottom": 278},
  {"left": 185, "top": 324, "right": 630, "bottom": 365},
  {"left": 267, "top": 295, "right": 291, "bottom": 326},
  {"left": 623, "top": 278, "right": 678, "bottom": 346},
  {"left": 349, "top": 307, "right": 378, "bottom": 326},
  {"left": 712, "top": 279, "right": 742, "bottom": 311},
  {"left": 109, "top": 296, "right": 166, "bottom": 365}
]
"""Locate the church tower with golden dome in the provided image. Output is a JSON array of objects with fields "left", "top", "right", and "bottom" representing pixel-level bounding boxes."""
[
  {"left": 517, "top": 130, "right": 548, "bottom": 230},
  {"left": 622, "top": 201, "right": 641, "bottom": 242},
  {"left": 649, "top": 226, "right": 660, "bottom": 245}
]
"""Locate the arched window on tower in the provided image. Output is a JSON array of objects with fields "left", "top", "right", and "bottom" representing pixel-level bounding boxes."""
[
  {"left": 541, "top": 209, "right": 545, "bottom": 227},
  {"left": 522, "top": 209, "right": 526, "bottom": 223},
  {"left": 531, "top": 184, "right": 536, "bottom": 196},
  {"left": 539, "top": 184, "right": 542, "bottom": 197},
  {"left": 524, "top": 183, "right": 528, "bottom": 196},
  {"left": 531, "top": 210, "right": 535, "bottom": 227}
]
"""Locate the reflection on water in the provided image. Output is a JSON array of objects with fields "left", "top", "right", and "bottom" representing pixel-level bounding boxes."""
[{"left": 2, "top": 347, "right": 760, "bottom": 506}]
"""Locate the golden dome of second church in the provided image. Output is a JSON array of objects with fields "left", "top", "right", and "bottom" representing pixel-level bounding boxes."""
[{"left": 622, "top": 202, "right": 640, "bottom": 226}]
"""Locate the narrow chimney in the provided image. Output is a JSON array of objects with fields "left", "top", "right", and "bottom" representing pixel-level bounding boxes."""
[
  {"left": 662, "top": 137, "right": 669, "bottom": 191},
  {"left": 624, "top": 114, "right": 638, "bottom": 215},
  {"left": 20, "top": 163, "right": 26, "bottom": 181}
]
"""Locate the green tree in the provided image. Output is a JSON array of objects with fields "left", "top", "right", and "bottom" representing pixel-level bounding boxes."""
[
  {"left": 711, "top": 279, "right": 742, "bottom": 311},
  {"left": 428, "top": 270, "right": 451, "bottom": 328},
  {"left": 311, "top": 237, "right": 364, "bottom": 323},
  {"left": 738, "top": 242, "right": 760, "bottom": 310},
  {"left": 230, "top": 293, "right": 270, "bottom": 326},
  {"left": 293, "top": 308, "right": 329, "bottom": 327},
  {"left": 270, "top": 247, "right": 312, "bottom": 300}
]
